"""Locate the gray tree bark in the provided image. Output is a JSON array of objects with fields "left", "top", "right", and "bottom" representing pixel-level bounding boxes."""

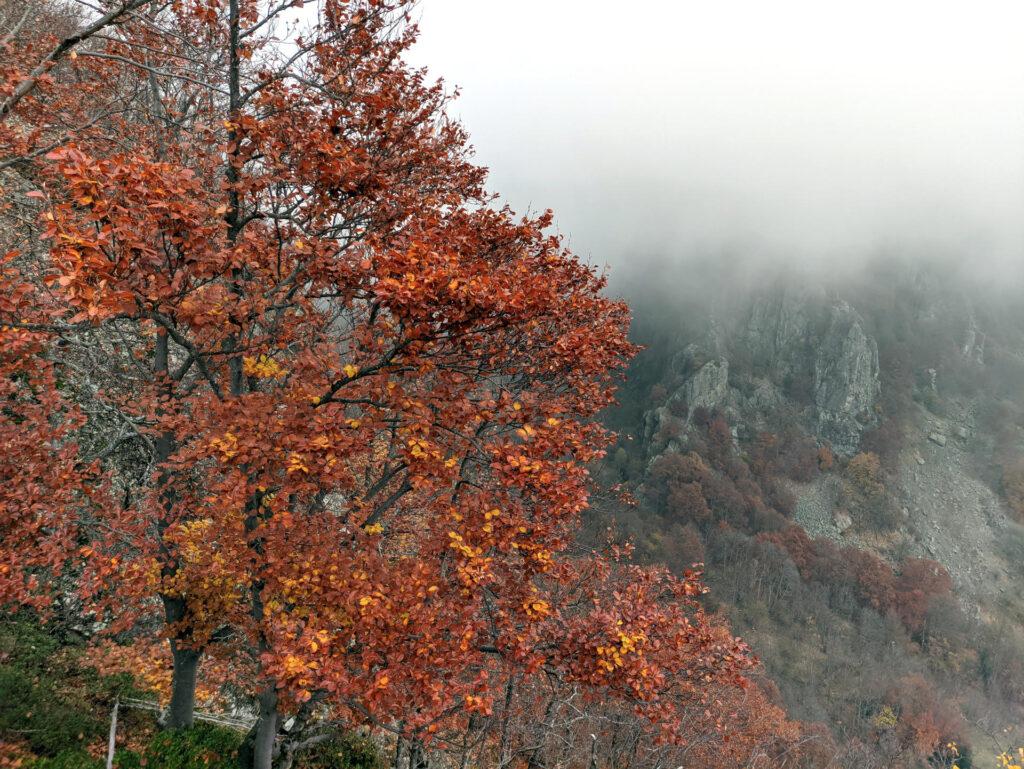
[{"left": 166, "top": 640, "right": 200, "bottom": 729}]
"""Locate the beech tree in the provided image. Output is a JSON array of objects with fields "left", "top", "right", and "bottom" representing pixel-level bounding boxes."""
[{"left": 2, "top": 2, "right": 759, "bottom": 768}]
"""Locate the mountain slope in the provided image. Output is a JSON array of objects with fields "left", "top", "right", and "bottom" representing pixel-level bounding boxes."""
[{"left": 592, "top": 261, "right": 1024, "bottom": 769}]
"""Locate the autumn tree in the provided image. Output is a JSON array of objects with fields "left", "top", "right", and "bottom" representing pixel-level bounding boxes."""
[
  {"left": 893, "top": 558, "right": 953, "bottom": 636},
  {"left": 1, "top": 3, "right": 764, "bottom": 769}
]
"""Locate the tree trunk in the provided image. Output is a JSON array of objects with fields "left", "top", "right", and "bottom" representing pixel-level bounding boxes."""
[
  {"left": 253, "top": 687, "right": 279, "bottom": 769},
  {"left": 526, "top": 699, "right": 556, "bottom": 769},
  {"left": 155, "top": 328, "right": 199, "bottom": 730},
  {"left": 392, "top": 735, "right": 406, "bottom": 769},
  {"left": 239, "top": 686, "right": 279, "bottom": 769},
  {"left": 407, "top": 739, "right": 427, "bottom": 769},
  {"left": 166, "top": 641, "right": 200, "bottom": 729}
]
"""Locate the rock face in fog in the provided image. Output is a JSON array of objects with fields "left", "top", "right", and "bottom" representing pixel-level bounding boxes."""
[
  {"left": 678, "top": 358, "right": 730, "bottom": 414},
  {"left": 742, "top": 284, "right": 823, "bottom": 379},
  {"left": 643, "top": 284, "right": 882, "bottom": 458},
  {"left": 813, "top": 302, "right": 881, "bottom": 454},
  {"left": 740, "top": 288, "right": 881, "bottom": 454},
  {"left": 642, "top": 355, "right": 731, "bottom": 452},
  {"left": 629, "top": 260, "right": 1024, "bottom": 618}
]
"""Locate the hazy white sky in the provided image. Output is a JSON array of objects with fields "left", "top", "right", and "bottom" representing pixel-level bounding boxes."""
[{"left": 407, "top": 0, "right": 1024, "bottom": 276}]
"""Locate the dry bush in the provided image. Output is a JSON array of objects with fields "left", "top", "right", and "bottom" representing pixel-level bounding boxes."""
[
  {"left": 1002, "top": 457, "right": 1024, "bottom": 522},
  {"left": 843, "top": 452, "right": 899, "bottom": 530}
]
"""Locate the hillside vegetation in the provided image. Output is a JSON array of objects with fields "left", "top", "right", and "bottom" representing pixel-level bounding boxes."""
[{"left": 590, "top": 260, "right": 1024, "bottom": 769}]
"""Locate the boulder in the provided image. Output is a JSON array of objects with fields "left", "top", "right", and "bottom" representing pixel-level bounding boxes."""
[{"left": 928, "top": 432, "right": 947, "bottom": 447}]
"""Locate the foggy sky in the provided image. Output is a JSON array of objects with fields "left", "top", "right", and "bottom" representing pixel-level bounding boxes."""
[{"left": 408, "top": 0, "right": 1024, "bottom": 286}]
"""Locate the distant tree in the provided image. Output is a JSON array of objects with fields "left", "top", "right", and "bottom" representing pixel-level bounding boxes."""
[
  {"left": 893, "top": 558, "right": 953, "bottom": 635},
  {"left": 706, "top": 415, "right": 733, "bottom": 462},
  {"left": 843, "top": 452, "right": 899, "bottom": 530},
  {"left": 690, "top": 405, "right": 712, "bottom": 428},
  {"left": 662, "top": 523, "right": 706, "bottom": 570},
  {"left": 882, "top": 674, "right": 964, "bottom": 763},
  {"left": 647, "top": 453, "right": 712, "bottom": 522},
  {"left": 817, "top": 444, "right": 835, "bottom": 472},
  {"left": 846, "top": 548, "right": 897, "bottom": 613}
]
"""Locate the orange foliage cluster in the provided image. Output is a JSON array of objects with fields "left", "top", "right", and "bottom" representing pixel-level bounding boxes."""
[
  {"left": 759, "top": 526, "right": 953, "bottom": 634},
  {"left": 645, "top": 420, "right": 801, "bottom": 533},
  {"left": 0, "top": 312, "right": 106, "bottom": 609}
]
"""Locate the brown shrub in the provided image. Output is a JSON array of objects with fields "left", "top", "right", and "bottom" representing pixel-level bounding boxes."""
[
  {"left": 1002, "top": 457, "right": 1024, "bottom": 521},
  {"left": 843, "top": 451, "right": 899, "bottom": 530},
  {"left": 883, "top": 674, "right": 964, "bottom": 761},
  {"left": 817, "top": 444, "right": 835, "bottom": 472},
  {"left": 893, "top": 557, "right": 953, "bottom": 635}
]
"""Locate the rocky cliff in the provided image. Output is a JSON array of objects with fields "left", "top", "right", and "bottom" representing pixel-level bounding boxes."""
[
  {"left": 603, "top": 263, "right": 1024, "bottom": 768},
  {"left": 631, "top": 265, "right": 1024, "bottom": 606},
  {"left": 643, "top": 284, "right": 881, "bottom": 458}
]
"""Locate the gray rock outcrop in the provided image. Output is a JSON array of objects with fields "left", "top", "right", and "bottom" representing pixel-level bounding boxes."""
[
  {"left": 813, "top": 302, "right": 880, "bottom": 454},
  {"left": 674, "top": 358, "right": 729, "bottom": 415},
  {"left": 742, "top": 284, "right": 824, "bottom": 379}
]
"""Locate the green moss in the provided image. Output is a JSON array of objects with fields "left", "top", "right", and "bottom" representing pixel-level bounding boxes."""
[
  {"left": 0, "top": 614, "right": 146, "bottom": 758},
  {"left": 24, "top": 749, "right": 105, "bottom": 769},
  {"left": 295, "top": 733, "right": 385, "bottom": 769},
  {"left": 115, "top": 724, "right": 240, "bottom": 769}
]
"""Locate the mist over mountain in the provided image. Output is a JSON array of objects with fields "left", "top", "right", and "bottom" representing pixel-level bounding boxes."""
[
  {"left": 411, "top": 0, "right": 1024, "bottom": 287},
  {"left": 411, "top": 3, "right": 1024, "bottom": 766}
]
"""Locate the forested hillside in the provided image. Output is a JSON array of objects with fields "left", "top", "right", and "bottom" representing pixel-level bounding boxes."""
[{"left": 589, "top": 258, "right": 1024, "bottom": 769}]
